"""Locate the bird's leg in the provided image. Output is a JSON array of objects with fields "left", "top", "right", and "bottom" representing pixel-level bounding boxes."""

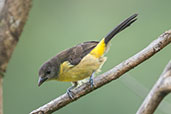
[
  {"left": 89, "top": 72, "right": 95, "bottom": 88},
  {"left": 67, "top": 82, "right": 78, "bottom": 99}
]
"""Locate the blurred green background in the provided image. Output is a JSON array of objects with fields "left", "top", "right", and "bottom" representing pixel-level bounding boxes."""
[{"left": 3, "top": 0, "right": 171, "bottom": 114}]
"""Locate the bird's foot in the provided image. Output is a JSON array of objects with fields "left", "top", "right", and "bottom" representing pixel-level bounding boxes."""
[
  {"left": 66, "top": 82, "right": 78, "bottom": 99},
  {"left": 67, "top": 88, "right": 75, "bottom": 99},
  {"left": 89, "top": 72, "right": 95, "bottom": 88},
  {"left": 89, "top": 78, "right": 94, "bottom": 88}
]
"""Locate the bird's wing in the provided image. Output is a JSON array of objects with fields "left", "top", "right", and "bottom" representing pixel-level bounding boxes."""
[{"left": 57, "top": 41, "right": 99, "bottom": 66}]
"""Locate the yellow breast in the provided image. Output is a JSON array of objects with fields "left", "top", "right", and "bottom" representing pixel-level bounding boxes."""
[{"left": 57, "top": 54, "right": 106, "bottom": 82}]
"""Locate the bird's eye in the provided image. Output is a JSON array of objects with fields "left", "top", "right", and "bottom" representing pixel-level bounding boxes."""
[{"left": 46, "top": 70, "right": 51, "bottom": 74}]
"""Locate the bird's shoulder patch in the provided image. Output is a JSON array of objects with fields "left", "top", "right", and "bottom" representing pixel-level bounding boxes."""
[{"left": 60, "top": 61, "right": 74, "bottom": 74}]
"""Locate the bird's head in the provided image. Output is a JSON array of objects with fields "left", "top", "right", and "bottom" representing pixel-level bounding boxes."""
[{"left": 38, "top": 60, "right": 59, "bottom": 86}]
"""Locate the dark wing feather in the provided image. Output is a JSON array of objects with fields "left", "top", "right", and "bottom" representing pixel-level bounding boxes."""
[{"left": 56, "top": 41, "right": 98, "bottom": 65}]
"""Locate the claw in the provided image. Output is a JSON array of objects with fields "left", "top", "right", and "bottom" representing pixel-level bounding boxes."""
[
  {"left": 89, "top": 72, "right": 95, "bottom": 88},
  {"left": 89, "top": 78, "right": 94, "bottom": 88},
  {"left": 66, "top": 82, "right": 78, "bottom": 99},
  {"left": 67, "top": 88, "right": 74, "bottom": 99}
]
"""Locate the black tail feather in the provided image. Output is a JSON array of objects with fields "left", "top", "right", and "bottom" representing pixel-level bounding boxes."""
[{"left": 104, "top": 14, "right": 138, "bottom": 44}]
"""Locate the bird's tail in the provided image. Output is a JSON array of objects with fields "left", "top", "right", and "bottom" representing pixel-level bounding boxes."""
[
  {"left": 104, "top": 13, "right": 138, "bottom": 44},
  {"left": 90, "top": 14, "right": 138, "bottom": 58}
]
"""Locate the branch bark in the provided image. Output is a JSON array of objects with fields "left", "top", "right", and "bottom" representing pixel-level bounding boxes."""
[
  {"left": 0, "top": 0, "right": 32, "bottom": 114},
  {"left": 136, "top": 61, "right": 171, "bottom": 114},
  {"left": 31, "top": 30, "right": 171, "bottom": 114}
]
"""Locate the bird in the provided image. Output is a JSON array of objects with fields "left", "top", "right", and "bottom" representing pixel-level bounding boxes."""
[{"left": 38, "top": 14, "right": 138, "bottom": 98}]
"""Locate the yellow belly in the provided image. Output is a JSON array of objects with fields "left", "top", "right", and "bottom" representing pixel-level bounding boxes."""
[{"left": 57, "top": 54, "right": 106, "bottom": 82}]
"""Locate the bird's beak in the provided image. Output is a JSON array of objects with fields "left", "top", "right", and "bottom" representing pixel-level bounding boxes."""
[{"left": 38, "top": 77, "right": 48, "bottom": 86}]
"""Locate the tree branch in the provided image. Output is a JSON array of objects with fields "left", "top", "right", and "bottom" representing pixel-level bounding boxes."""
[
  {"left": 31, "top": 30, "right": 171, "bottom": 114},
  {"left": 0, "top": 0, "right": 32, "bottom": 114},
  {"left": 136, "top": 61, "right": 171, "bottom": 114},
  {"left": 0, "top": 0, "right": 32, "bottom": 74}
]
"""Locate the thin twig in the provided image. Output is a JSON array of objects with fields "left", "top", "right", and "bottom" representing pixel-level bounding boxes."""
[
  {"left": 121, "top": 74, "right": 171, "bottom": 114},
  {"left": 31, "top": 30, "right": 171, "bottom": 114},
  {"left": 136, "top": 61, "right": 171, "bottom": 114}
]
